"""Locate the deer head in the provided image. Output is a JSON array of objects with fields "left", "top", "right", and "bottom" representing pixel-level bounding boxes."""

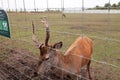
[{"left": 32, "top": 17, "right": 63, "bottom": 61}]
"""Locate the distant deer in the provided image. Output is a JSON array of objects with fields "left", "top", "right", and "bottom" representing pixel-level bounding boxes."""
[
  {"left": 32, "top": 17, "right": 93, "bottom": 79},
  {"left": 62, "top": 13, "right": 66, "bottom": 18}
]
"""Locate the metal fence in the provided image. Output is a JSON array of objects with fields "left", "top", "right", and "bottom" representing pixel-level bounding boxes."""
[
  {"left": 0, "top": 0, "right": 120, "bottom": 12},
  {"left": 0, "top": 0, "right": 120, "bottom": 80}
]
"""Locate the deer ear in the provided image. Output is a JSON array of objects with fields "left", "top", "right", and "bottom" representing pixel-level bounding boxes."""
[{"left": 53, "top": 41, "right": 63, "bottom": 49}]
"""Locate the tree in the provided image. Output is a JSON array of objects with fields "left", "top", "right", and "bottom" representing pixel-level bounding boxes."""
[
  {"left": 117, "top": 2, "right": 120, "bottom": 7},
  {"left": 104, "top": 3, "right": 111, "bottom": 8},
  {"left": 95, "top": 5, "right": 100, "bottom": 9},
  {"left": 112, "top": 3, "right": 117, "bottom": 8}
]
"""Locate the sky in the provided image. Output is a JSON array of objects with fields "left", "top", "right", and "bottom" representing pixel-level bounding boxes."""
[{"left": 0, "top": 0, "right": 120, "bottom": 10}]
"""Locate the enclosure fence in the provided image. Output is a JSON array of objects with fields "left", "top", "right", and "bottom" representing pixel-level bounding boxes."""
[{"left": 0, "top": 0, "right": 120, "bottom": 80}]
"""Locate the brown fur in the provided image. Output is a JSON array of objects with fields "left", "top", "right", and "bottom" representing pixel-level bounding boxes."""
[
  {"left": 51, "top": 36, "right": 93, "bottom": 79},
  {"left": 44, "top": 37, "right": 93, "bottom": 79}
]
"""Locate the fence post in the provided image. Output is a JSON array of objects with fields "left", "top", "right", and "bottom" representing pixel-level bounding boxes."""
[
  {"left": 1, "top": 0, "right": 3, "bottom": 9},
  {"left": 34, "top": 0, "right": 36, "bottom": 12},
  {"left": 15, "top": 0, "right": 17, "bottom": 12},
  {"left": 7, "top": 0, "right": 10, "bottom": 11},
  {"left": 23, "top": 0, "right": 26, "bottom": 12}
]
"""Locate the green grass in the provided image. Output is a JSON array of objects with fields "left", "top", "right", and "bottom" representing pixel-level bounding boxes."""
[{"left": 0, "top": 12, "right": 120, "bottom": 80}]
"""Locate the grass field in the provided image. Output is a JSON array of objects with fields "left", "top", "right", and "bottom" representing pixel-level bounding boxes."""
[{"left": 0, "top": 12, "right": 120, "bottom": 80}]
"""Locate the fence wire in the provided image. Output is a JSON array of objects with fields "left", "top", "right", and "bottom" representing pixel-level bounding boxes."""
[
  {"left": 0, "top": 0, "right": 120, "bottom": 80},
  {"left": 1, "top": 41, "right": 120, "bottom": 79},
  {"left": 0, "top": 44, "right": 91, "bottom": 80}
]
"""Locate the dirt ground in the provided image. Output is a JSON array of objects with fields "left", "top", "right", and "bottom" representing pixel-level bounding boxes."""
[
  {"left": 0, "top": 46, "right": 95, "bottom": 80},
  {"left": 0, "top": 48, "right": 38, "bottom": 80}
]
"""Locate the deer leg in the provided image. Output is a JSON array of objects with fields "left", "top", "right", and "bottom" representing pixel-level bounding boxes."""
[
  {"left": 87, "top": 60, "right": 92, "bottom": 80},
  {"left": 32, "top": 61, "right": 42, "bottom": 77},
  {"left": 36, "top": 61, "right": 42, "bottom": 74}
]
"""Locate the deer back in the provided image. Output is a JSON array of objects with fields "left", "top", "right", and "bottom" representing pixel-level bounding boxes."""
[{"left": 63, "top": 36, "right": 93, "bottom": 70}]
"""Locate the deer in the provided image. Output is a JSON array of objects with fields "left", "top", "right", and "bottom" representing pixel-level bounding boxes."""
[{"left": 32, "top": 17, "right": 93, "bottom": 79}]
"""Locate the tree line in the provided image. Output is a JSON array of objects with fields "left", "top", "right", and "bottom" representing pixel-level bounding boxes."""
[{"left": 91, "top": 2, "right": 120, "bottom": 10}]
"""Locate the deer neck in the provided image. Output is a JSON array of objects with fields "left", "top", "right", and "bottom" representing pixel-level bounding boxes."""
[
  {"left": 56, "top": 51, "right": 80, "bottom": 73},
  {"left": 56, "top": 51, "right": 73, "bottom": 68}
]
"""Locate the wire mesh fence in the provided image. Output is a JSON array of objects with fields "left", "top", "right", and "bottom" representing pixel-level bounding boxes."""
[{"left": 0, "top": 0, "right": 120, "bottom": 80}]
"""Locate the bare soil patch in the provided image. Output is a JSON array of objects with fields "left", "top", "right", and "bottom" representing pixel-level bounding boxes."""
[{"left": 0, "top": 48, "right": 38, "bottom": 80}]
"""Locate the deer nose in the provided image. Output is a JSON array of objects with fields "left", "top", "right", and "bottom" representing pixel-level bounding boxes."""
[
  {"left": 41, "top": 57, "right": 49, "bottom": 61},
  {"left": 45, "top": 54, "right": 49, "bottom": 60},
  {"left": 45, "top": 57, "right": 49, "bottom": 61},
  {"left": 41, "top": 55, "right": 49, "bottom": 61}
]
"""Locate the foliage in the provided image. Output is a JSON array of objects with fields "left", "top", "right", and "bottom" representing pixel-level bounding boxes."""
[
  {"left": 104, "top": 3, "right": 111, "bottom": 8},
  {"left": 118, "top": 2, "right": 120, "bottom": 7},
  {"left": 94, "top": 1, "right": 120, "bottom": 9},
  {"left": 112, "top": 3, "right": 117, "bottom": 7}
]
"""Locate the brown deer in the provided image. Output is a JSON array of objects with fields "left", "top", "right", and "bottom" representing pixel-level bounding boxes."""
[{"left": 32, "top": 17, "right": 93, "bottom": 79}]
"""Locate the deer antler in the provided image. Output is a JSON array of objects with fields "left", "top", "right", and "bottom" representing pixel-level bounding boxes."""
[
  {"left": 41, "top": 17, "right": 50, "bottom": 46},
  {"left": 32, "top": 21, "right": 41, "bottom": 47}
]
